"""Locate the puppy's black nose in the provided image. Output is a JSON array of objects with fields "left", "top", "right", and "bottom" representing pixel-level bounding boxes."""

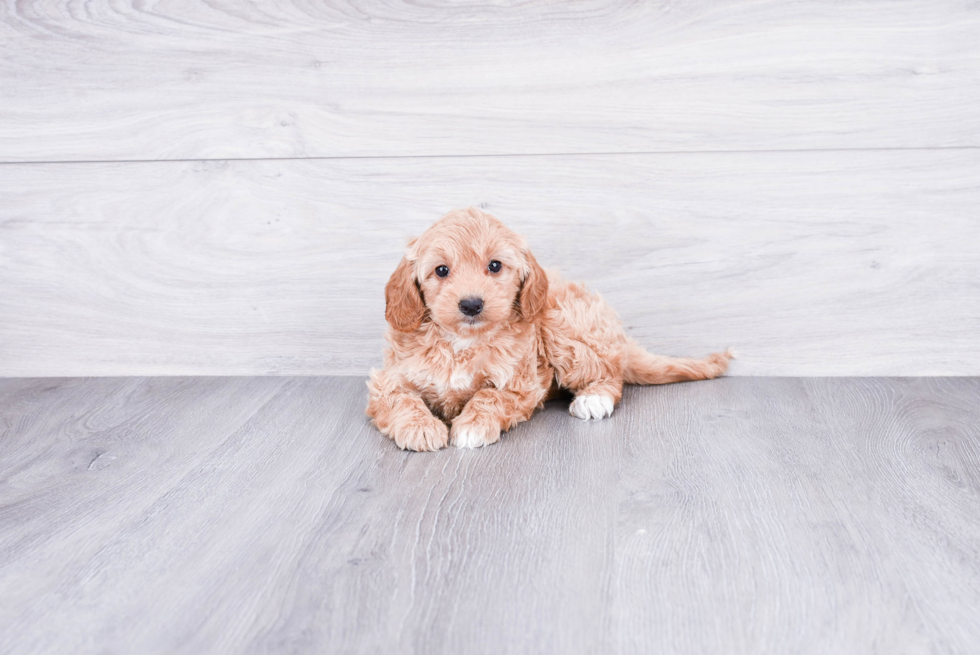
[{"left": 458, "top": 297, "right": 484, "bottom": 317}]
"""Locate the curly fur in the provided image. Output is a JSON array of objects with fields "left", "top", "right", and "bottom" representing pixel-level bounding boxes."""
[{"left": 367, "top": 208, "right": 732, "bottom": 451}]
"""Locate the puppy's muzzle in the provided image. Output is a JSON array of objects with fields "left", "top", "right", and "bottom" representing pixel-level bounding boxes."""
[{"left": 458, "top": 297, "right": 484, "bottom": 317}]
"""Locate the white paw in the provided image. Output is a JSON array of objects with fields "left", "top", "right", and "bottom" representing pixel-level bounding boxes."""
[
  {"left": 451, "top": 419, "right": 501, "bottom": 449},
  {"left": 570, "top": 394, "right": 615, "bottom": 420}
]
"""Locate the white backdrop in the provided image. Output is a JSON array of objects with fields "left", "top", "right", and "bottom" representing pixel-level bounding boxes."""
[{"left": 2, "top": 1, "right": 978, "bottom": 376}]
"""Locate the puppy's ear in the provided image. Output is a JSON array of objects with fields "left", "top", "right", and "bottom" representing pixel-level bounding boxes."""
[
  {"left": 518, "top": 250, "right": 549, "bottom": 321},
  {"left": 385, "top": 255, "right": 425, "bottom": 332}
]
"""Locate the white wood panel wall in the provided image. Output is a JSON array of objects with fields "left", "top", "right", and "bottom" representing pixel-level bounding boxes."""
[
  {"left": 1, "top": 1, "right": 979, "bottom": 160},
  {"left": 1, "top": 1, "right": 978, "bottom": 376},
  {"left": 2, "top": 151, "right": 978, "bottom": 376}
]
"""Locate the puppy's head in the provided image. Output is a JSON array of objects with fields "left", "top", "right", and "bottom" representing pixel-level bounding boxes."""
[{"left": 385, "top": 208, "right": 548, "bottom": 334}]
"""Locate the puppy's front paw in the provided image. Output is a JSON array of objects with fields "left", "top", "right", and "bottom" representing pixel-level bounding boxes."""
[
  {"left": 391, "top": 416, "right": 449, "bottom": 452},
  {"left": 570, "top": 394, "right": 615, "bottom": 420},
  {"left": 450, "top": 413, "right": 501, "bottom": 449}
]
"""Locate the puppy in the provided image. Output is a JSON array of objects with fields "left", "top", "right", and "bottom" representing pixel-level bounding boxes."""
[{"left": 367, "top": 208, "right": 731, "bottom": 451}]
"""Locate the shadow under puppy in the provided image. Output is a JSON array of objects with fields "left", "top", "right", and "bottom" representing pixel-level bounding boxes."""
[{"left": 367, "top": 208, "right": 732, "bottom": 451}]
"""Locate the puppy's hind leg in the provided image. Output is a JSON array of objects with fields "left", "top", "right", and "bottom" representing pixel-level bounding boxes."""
[
  {"left": 568, "top": 384, "right": 621, "bottom": 420},
  {"left": 557, "top": 357, "right": 624, "bottom": 421}
]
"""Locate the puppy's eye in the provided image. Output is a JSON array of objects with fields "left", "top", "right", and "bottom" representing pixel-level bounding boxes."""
[
  {"left": 435, "top": 265, "right": 450, "bottom": 278},
  {"left": 488, "top": 260, "right": 502, "bottom": 273}
]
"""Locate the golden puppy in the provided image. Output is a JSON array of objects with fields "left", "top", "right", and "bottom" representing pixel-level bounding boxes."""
[{"left": 367, "top": 208, "right": 732, "bottom": 451}]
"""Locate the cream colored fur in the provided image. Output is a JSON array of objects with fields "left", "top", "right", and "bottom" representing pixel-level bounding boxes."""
[{"left": 367, "top": 208, "right": 732, "bottom": 451}]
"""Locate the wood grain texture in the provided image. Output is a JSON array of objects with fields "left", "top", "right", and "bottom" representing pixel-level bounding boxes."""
[
  {"left": 1, "top": 376, "right": 979, "bottom": 654},
  {"left": 1, "top": 0, "right": 979, "bottom": 161},
  {"left": 2, "top": 150, "right": 978, "bottom": 377}
]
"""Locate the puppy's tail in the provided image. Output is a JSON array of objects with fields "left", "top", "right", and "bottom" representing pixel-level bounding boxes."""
[{"left": 623, "top": 342, "right": 734, "bottom": 385}]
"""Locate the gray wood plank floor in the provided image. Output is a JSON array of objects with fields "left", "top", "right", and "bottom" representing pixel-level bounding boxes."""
[{"left": 1, "top": 376, "right": 978, "bottom": 654}]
